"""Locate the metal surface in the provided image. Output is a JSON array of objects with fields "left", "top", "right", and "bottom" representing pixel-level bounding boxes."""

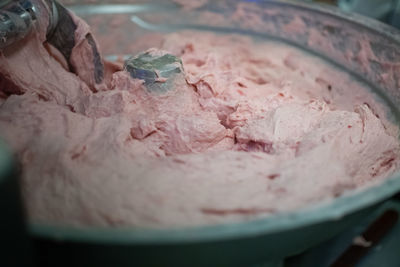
[
  {"left": 0, "top": 140, "right": 12, "bottom": 183},
  {"left": 285, "top": 199, "right": 400, "bottom": 267},
  {"left": 23, "top": 1, "right": 400, "bottom": 266},
  {"left": 125, "top": 52, "right": 183, "bottom": 93},
  {"left": 0, "top": 0, "right": 37, "bottom": 49},
  {"left": 45, "top": 0, "right": 78, "bottom": 70},
  {"left": 44, "top": 0, "right": 105, "bottom": 84},
  {"left": 0, "top": 141, "right": 33, "bottom": 267}
]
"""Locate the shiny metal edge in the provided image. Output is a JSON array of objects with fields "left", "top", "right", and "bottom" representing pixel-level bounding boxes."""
[
  {"left": 0, "top": 140, "right": 13, "bottom": 183},
  {"left": 68, "top": 3, "right": 178, "bottom": 15},
  {"left": 30, "top": 174, "right": 400, "bottom": 244}
]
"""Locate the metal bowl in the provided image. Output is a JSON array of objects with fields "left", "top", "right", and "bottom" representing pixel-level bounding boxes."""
[
  {"left": 0, "top": 141, "right": 33, "bottom": 266},
  {"left": 29, "top": 1, "right": 400, "bottom": 266}
]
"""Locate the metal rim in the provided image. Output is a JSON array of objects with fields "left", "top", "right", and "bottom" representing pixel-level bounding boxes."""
[
  {"left": 30, "top": 0, "right": 400, "bottom": 244},
  {"left": 31, "top": 175, "right": 400, "bottom": 244},
  {"left": 0, "top": 141, "right": 13, "bottom": 184}
]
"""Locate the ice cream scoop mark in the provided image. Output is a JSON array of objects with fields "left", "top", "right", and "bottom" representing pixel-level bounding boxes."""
[
  {"left": 290, "top": 141, "right": 301, "bottom": 151},
  {"left": 130, "top": 127, "right": 157, "bottom": 140},
  {"left": 99, "top": 212, "right": 125, "bottom": 226},
  {"left": 363, "top": 102, "right": 381, "bottom": 119},
  {"left": 71, "top": 145, "right": 86, "bottom": 160},
  {"left": 370, "top": 156, "right": 396, "bottom": 177},
  {"left": 66, "top": 104, "right": 75, "bottom": 113},
  {"left": 241, "top": 141, "right": 273, "bottom": 153},
  {"left": 237, "top": 89, "right": 245, "bottom": 96},
  {"left": 233, "top": 136, "right": 238, "bottom": 144},
  {"left": 185, "top": 58, "right": 205, "bottom": 67},
  {"left": 332, "top": 183, "right": 356, "bottom": 197},
  {"left": 251, "top": 77, "right": 269, "bottom": 85},
  {"left": 315, "top": 77, "right": 330, "bottom": 87},
  {"left": 323, "top": 97, "right": 331, "bottom": 105},
  {"left": 237, "top": 82, "right": 247, "bottom": 88},
  {"left": 380, "top": 157, "right": 395, "bottom": 167},
  {"left": 201, "top": 207, "right": 275, "bottom": 216},
  {"left": 249, "top": 58, "right": 274, "bottom": 67},
  {"left": 267, "top": 174, "right": 280, "bottom": 180},
  {"left": 172, "top": 158, "right": 185, "bottom": 164},
  {"left": 182, "top": 43, "right": 194, "bottom": 54},
  {"left": 38, "top": 94, "right": 49, "bottom": 101},
  {"left": 0, "top": 72, "right": 24, "bottom": 96},
  {"left": 283, "top": 57, "right": 297, "bottom": 70}
]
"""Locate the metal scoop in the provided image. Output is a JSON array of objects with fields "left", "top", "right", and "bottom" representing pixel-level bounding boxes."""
[
  {"left": 0, "top": 0, "right": 37, "bottom": 49},
  {"left": 0, "top": 0, "right": 105, "bottom": 87},
  {"left": 124, "top": 51, "right": 184, "bottom": 93},
  {"left": 44, "top": 0, "right": 105, "bottom": 86}
]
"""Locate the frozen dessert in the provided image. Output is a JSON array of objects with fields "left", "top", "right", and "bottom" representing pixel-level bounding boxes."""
[{"left": 0, "top": 7, "right": 399, "bottom": 228}]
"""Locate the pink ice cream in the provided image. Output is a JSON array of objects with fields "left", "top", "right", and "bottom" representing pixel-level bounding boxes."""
[{"left": 0, "top": 11, "right": 400, "bottom": 228}]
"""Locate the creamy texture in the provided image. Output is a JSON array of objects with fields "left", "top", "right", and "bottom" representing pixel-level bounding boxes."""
[{"left": 0, "top": 18, "right": 400, "bottom": 227}]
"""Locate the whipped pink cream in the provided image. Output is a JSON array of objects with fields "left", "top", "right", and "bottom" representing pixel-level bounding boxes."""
[{"left": 0, "top": 16, "right": 399, "bottom": 227}]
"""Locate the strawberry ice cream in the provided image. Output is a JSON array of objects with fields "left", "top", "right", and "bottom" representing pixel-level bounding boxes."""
[{"left": 0, "top": 11, "right": 399, "bottom": 228}]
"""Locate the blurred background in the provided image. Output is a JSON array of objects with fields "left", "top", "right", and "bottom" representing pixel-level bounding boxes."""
[
  {"left": 60, "top": 0, "right": 400, "bottom": 29},
  {"left": 311, "top": 0, "right": 400, "bottom": 28}
]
